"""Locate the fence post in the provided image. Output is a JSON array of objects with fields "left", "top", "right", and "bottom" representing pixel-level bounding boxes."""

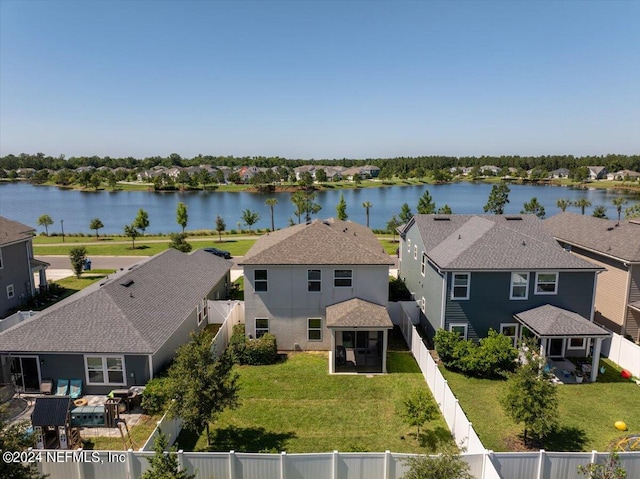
[
  {"left": 280, "top": 451, "right": 286, "bottom": 479},
  {"left": 384, "top": 450, "right": 391, "bottom": 479},
  {"left": 126, "top": 448, "right": 135, "bottom": 479},
  {"left": 591, "top": 450, "right": 598, "bottom": 466},
  {"left": 482, "top": 450, "right": 493, "bottom": 479},
  {"left": 76, "top": 449, "right": 85, "bottom": 479},
  {"left": 536, "top": 449, "right": 545, "bottom": 479},
  {"left": 228, "top": 450, "right": 236, "bottom": 479},
  {"left": 177, "top": 450, "right": 184, "bottom": 473},
  {"left": 452, "top": 399, "right": 458, "bottom": 439},
  {"left": 332, "top": 450, "right": 339, "bottom": 479},
  {"left": 441, "top": 379, "right": 448, "bottom": 413}
]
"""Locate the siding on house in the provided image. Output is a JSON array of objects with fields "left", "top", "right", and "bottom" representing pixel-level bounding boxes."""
[
  {"left": 0, "top": 242, "right": 33, "bottom": 317},
  {"left": 627, "top": 265, "right": 640, "bottom": 341}
]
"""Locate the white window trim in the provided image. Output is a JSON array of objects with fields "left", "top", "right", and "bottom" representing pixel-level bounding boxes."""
[
  {"left": 407, "top": 238, "right": 411, "bottom": 252},
  {"left": 510, "top": 272, "right": 529, "bottom": 300},
  {"left": 255, "top": 318, "right": 269, "bottom": 338},
  {"left": 500, "top": 322, "right": 519, "bottom": 346},
  {"left": 84, "top": 355, "right": 126, "bottom": 386},
  {"left": 307, "top": 269, "right": 322, "bottom": 293},
  {"left": 421, "top": 253, "right": 426, "bottom": 277},
  {"left": 535, "top": 272, "right": 559, "bottom": 295},
  {"left": 307, "top": 318, "right": 322, "bottom": 342},
  {"left": 254, "top": 269, "right": 268, "bottom": 293},
  {"left": 451, "top": 273, "right": 470, "bottom": 300},
  {"left": 334, "top": 269, "right": 353, "bottom": 288},
  {"left": 414, "top": 245, "right": 418, "bottom": 260},
  {"left": 567, "top": 337, "right": 587, "bottom": 350},
  {"left": 6, "top": 284, "right": 14, "bottom": 299},
  {"left": 421, "top": 296, "right": 426, "bottom": 312},
  {"left": 449, "top": 323, "right": 468, "bottom": 340}
]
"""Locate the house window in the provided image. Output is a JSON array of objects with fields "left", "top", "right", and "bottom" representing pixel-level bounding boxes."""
[
  {"left": 451, "top": 273, "right": 470, "bottom": 300},
  {"left": 449, "top": 323, "right": 468, "bottom": 339},
  {"left": 255, "top": 318, "right": 269, "bottom": 338},
  {"left": 6, "top": 284, "right": 14, "bottom": 299},
  {"left": 500, "top": 323, "right": 519, "bottom": 346},
  {"left": 254, "top": 270, "right": 268, "bottom": 292},
  {"left": 510, "top": 272, "right": 529, "bottom": 300},
  {"left": 421, "top": 253, "right": 426, "bottom": 276},
  {"left": 308, "top": 270, "right": 321, "bottom": 292},
  {"left": 535, "top": 272, "right": 558, "bottom": 295},
  {"left": 421, "top": 296, "right": 426, "bottom": 312},
  {"left": 308, "top": 318, "right": 322, "bottom": 341},
  {"left": 414, "top": 245, "right": 417, "bottom": 260},
  {"left": 407, "top": 238, "right": 411, "bottom": 252},
  {"left": 197, "top": 298, "right": 207, "bottom": 325},
  {"left": 567, "top": 337, "right": 586, "bottom": 350},
  {"left": 334, "top": 270, "right": 353, "bottom": 287},
  {"left": 84, "top": 355, "right": 126, "bottom": 385}
]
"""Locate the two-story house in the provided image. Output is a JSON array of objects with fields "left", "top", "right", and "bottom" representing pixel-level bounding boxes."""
[
  {"left": 545, "top": 212, "right": 640, "bottom": 343},
  {"left": 0, "top": 216, "right": 49, "bottom": 318},
  {"left": 399, "top": 214, "right": 610, "bottom": 380},
  {"left": 239, "top": 218, "right": 394, "bottom": 373}
]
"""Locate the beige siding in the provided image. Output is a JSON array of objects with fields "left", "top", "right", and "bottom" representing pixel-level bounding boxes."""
[
  {"left": 571, "top": 250, "right": 628, "bottom": 332},
  {"left": 626, "top": 265, "right": 640, "bottom": 341}
]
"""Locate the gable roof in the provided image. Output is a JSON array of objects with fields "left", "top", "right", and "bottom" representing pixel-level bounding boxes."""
[
  {"left": 0, "top": 216, "right": 35, "bottom": 246},
  {"left": 239, "top": 218, "right": 392, "bottom": 266},
  {"left": 326, "top": 298, "right": 393, "bottom": 329},
  {"left": 0, "top": 249, "right": 232, "bottom": 355},
  {"left": 514, "top": 305, "right": 610, "bottom": 337},
  {"left": 407, "top": 214, "right": 600, "bottom": 271},
  {"left": 544, "top": 212, "right": 640, "bottom": 263}
]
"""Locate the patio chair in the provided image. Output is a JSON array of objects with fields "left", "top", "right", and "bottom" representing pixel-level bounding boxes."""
[
  {"left": 39, "top": 379, "right": 53, "bottom": 395},
  {"left": 69, "top": 379, "right": 83, "bottom": 399},
  {"left": 55, "top": 379, "right": 69, "bottom": 396}
]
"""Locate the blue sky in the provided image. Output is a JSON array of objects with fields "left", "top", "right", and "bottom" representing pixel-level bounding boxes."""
[{"left": 1, "top": 1, "right": 639, "bottom": 159}]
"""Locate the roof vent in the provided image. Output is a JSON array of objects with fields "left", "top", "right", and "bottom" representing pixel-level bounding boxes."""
[
  {"left": 121, "top": 279, "right": 134, "bottom": 287},
  {"left": 433, "top": 216, "right": 450, "bottom": 221},
  {"left": 505, "top": 215, "right": 522, "bottom": 220}
]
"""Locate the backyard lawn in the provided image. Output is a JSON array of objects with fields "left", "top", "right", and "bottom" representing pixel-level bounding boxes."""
[
  {"left": 82, "top": 414, "right": 161, "bottom": 450},
  {"left": 175, "top": 351, "right": 454, "bottom": 454},
  {"left": 441, "top": 358, "right": 640, "bottom": 452}
]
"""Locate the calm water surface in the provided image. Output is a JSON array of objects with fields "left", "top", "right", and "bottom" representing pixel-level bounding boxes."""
[{"left": 0, "top": 182, "right": 637, "bottom": 234}]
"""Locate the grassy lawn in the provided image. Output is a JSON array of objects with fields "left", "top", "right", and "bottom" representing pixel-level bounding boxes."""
[
  {"left": 441, "top": 358, "right": 640, "bottom": 452},
  {"left": 175, "top": 351, "right": 454, "bottom": 454},
  {"left": 82, "top": 414, "right": 161, "bottom": 450}
]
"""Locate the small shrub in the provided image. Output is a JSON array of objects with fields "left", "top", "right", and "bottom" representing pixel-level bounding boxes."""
[
  {"left": 434, "top": 329, "right": 462, "bottom": 366},
  {"left": 141, "top": 377, "right": 171, "bottom": 414},
  {"left": 229, "top": 324, "right": 279, "bottom": 365},
  {"left": 389, "top": 277, "right": 412, "bottom": 301},
  {"left": 229, "top": 324, "right": 247, "bottom": 363},
  {"left": 402, "top": 452, "right": 473, "bottom": 479}
]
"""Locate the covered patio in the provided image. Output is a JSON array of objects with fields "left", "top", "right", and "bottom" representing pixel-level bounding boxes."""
[
  {"left": 514, "top": 304, "right": 611, "bottom": 383},
  {"left": 326, "top": 298, "right": 393, "bottom": 374},
  {"left": 31, "top": 258, "right": 50, "bottom": 294}
]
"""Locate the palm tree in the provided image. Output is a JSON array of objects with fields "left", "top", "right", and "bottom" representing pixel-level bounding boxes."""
[
  {"left": 612, "top": 197, "right": 628, "bottom": 225},
  {"left": 556, "top": 199, "right": 571, "bottom": 212},
  {"left": 573, "top": 198, "right": 592, "bottom": 215},
  {"left": 265, "top": 198, "right": 278, "bottom": 231},
  {"left": 362, "top": 201, "right": 372, "bottom": 228}
]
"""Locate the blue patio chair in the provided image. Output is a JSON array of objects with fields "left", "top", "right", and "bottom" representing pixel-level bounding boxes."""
[
  {"left": 55, "top": 379, "right": 69, "bottom": 396},
  {"left": 69, "top": 379, "right": 82, "bottom": 399}
]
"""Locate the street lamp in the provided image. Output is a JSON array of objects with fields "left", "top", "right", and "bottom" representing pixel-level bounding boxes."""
[{"left": 60, "top": 219, "right": 65, "bottom": 242}]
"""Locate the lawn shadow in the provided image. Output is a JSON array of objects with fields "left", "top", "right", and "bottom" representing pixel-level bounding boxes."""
[
  {"left": 542, "top": 425, "right": 588, "bottom": 451},
  {"left": 207, "top": 426, "right": 296, "bottom": 452},
  {"left": 419, "top": 426, "right": 453, "bottom": 452}
]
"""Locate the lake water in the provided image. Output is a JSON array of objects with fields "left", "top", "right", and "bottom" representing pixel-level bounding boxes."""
[{"left": 0, "top": 181, "right": 637, "bottom": 234}]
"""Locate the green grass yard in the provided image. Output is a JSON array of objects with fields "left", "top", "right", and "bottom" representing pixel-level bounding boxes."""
[
  {"left": 441, "top": 358, "right": 640, "bottom": 452},
  {"left": 175, "top": 352, "right": 454, "bottom": 454}
]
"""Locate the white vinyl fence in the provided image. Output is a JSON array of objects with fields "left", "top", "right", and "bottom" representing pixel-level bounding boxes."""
[
  {"left": 0, "top": 309, "right": 36, "bottom": 332},
  {"left": 601, "top": 332, "right": 640, "bottom": 378}
]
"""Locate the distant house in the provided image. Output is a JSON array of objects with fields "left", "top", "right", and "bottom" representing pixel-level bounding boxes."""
[
  {"left": 361, "top": 165, "right": 381, "bottom": 178},
  {"left": 398, "top": 214, "right": 609, "bottom": 379},
  {"left": 238, "top": 166, "right": 260, "bottom": 181},
  {"left": 239, "top": 219, "right": 394, "bottom": 373},
  {"left": 587, "top": 166, "right": 608, "bottom": 180},
  {"left": 0, "top": 249, "right": 231, "bottom": 394},
  {"left": 545, "top": 212, "right": 640, "bottom": 342},
  {"left": 480, "top": 165, "right": 499, "bottom": 176},
  {"left": 606, "top": 169, "right": 640, "bottom": 181},
  {"left": 550, "top": 168, "right": 570, "bottom": 179},
  {"left": 0, "top": 217, "right": 48, "bottom": 318}
]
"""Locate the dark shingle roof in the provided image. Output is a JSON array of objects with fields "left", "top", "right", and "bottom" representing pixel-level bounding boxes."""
[
  {"left": 409, "top": 214, "right": 600, "bottom": 271},
  {"left": 0, "top": 216, "right": 35, "bottom": 246},
  {"left": 326, "top": 298, "right": 393, "bottom": 328},
  {"left": 544, "top": 212, "right": 640, "bottom": 262},
  {"left": 239, "top": 218, "right": 392, "bottom": 266},
  {"left": 514, "top": 305, "right": 610, "bottom": 337},
  {"left": 0, "top": 249, "right": 231, "bottom": 354},
  {"left": 32, "top": 396, "right": 71, "bottom": 426}
]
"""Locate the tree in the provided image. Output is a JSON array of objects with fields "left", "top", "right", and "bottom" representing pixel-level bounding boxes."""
[
  {"left": 166, "top": 331, "right": 239, "bottom": 446},
  {"left": 353, "top": 172, "right": 362, "bottom": 185},
  {"left": 577, "top": 451, "right": 627, "bottom": 479},
  {"left": 176, "top": 202, "right": 188, "bottom": 233},
  {"left": 265, "top": 198, "right": 278, "bottom": 231},
  {"left": 291, "top": 189, "right": 321, "bottom": 223},
  {"left": 417, "top": 189, "right": 436, "bottom": 214},
  {"left": 625, "top": 203, "right": 640, "bottom": 219},
  {"left": 612, "top": 197, "right": 628, "bottom": 225},
  {"left": 89, "top": 217, "right": 104, "bottom": 239},
  {"left": 141, "top": 430, "right": 196, "bottom": 479},
  {"left": 89, "top": 173, "right": 101, "bottom": 190},
  {"left": 37, "top": 214, "right": 54, "bottom": 235},
  {"left": 500, "top": 342, "right": 559, "bottom": 446},
  {"left": 124, "top": 223, "right": 140, "bottom": 249},
  {"left": 437, "top": 205, "right": 452, "bottom": 214},
  {"left": 241, "top": 209, "right": 260, "bottom": 232},
  {"left": 387, "top": 215, "right": 402, "bottom": 242},
  {"left": 315, "top": 168, "right": 327, "bottom": 184},
  {"left": 362, "top": 201, "right": 372, "bottom": 227},
  {"left": 573, "top": 198, "right": 592, "bottom": 215},
  {"left": 399, "top": 389, "right": 438, "bottom": 440},
  {"left": 69, "top": 246, "right": 87, "bottom": 279},
  {"left": 215, "top": 215, "right": 226, "bottom": 242},
  {"left": 402, "top": 452, "right": 474, "bottom": 479},
  {"left": 176, "top": 171, "right": 191, "bottom": 190},
  {"left": 0, "top": 412, "right": 45, "bottom": 479},
  {"left": 134, "top": 208, "right": 150, "bottom": 235},
  {"left": 298, "top": 171, "right": 314, "bottom": 189},
  {"left": 521, "top": 197, "right": 546, "bottom": 218},
  {"left": 556, "top": 199, "right": 571, "bottom": 212},
  {"left": 483, "top": 183, "right": 510, "bottom": 214},
  {"left": 169, "top": 232, "right": 192, "bottom": 252},
  {"left": 571, "top": 166, "right": 590, "bottom": 182},
  {"left": 592, "top": 205, "right": 608, "bottom": 219},
  {"left": 336, "top": 193, "right": 348, "bottom": 220},
  {"left": 399, "top": 203, "right": 413, "bottom": 224},
  {"left": 196, "top": 170, "right": 211, "bottom": 190}
]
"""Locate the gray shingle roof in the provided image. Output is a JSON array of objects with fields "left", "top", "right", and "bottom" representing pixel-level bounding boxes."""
[
  {"left": 326, "top": 298, "right": 393, "bottom": 328},
  {"left": 544, "top": 212, "right": 640, "bottom": 262},
  {"left": 0, "top": 216, "right": 35, "bottom": 246},
  {"left": 239, "top": 218, "right": 392, "bottom": 266},
  {"left": 514, "top": 304, "right": 610, "bottom": 337},
  {"left": 409, "top": 214, "right": 600, "bottom": 271},
  {"left": 0, "top": 249, "right": 232, "bottom": 354}
]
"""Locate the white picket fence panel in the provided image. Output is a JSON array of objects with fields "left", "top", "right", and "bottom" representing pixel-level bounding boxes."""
[{"left": 602, "top": 332, "right": 640, "bottom": 378}]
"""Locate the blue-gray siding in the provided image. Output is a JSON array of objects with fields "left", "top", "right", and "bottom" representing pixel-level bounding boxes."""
[{"left": 0, "top": 241, "right": 33, "bottom": 317}]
